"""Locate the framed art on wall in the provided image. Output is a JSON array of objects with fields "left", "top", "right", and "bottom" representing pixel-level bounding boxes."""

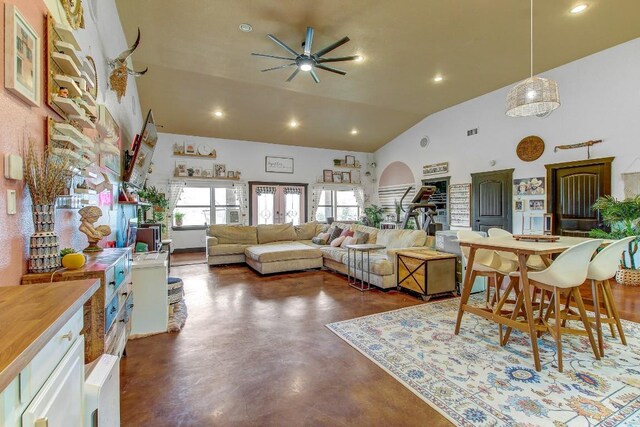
[
  {"left": 265, "top": 156, "right": 294, "bottom": 173},
  {"left": 323, "top": 170, "right": 333, "bottom": 182},
  {"left": 4, "top": 4, "right": 40, "bottom": 107},
  {"left": 97, "top": 105, "right": 121, "bottom": 176}
]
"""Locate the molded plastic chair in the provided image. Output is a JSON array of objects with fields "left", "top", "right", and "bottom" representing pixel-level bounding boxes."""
[
  {"left": 506, "top": 239, "right": 603, "bottom": 372},
  {"left": 487, "top": 228, "right": 549, "bottom": 270},
  {"left": 586, "top": 236, "right": 636, "bottom": 355}
]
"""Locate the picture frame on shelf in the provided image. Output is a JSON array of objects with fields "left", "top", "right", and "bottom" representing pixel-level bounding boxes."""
[
  {"left": 193, "top": 166, "right": 202, "bottom": 177},
  {"left": 227, "top": 171, "right": 235, "bottom": 179},
  {"left": 175, "top": 162, "right": 187, "bottom": 177},
  {"left": 265, "top": 156, "right": 294, "bottom": 174},
  {"left": 184, "top": 142, "right": 196, "bottom": 155},
  {"left": 514, "top": 200, "right": 524, "bottom": 212},
  {"left": 4, "top": 4, "right": 40, "bottom": 107},
  {"left": 173, "top": 142, "right": 184, "bottom": 155},
  {"left": 333, "top": 172, "right": 342, "bottom": 183},
  {"left": 529, "top": 199, "right": 545, "bottom": 211},
  {"left": 201, "top": 168, "right": 212, "bottom": 178},
  {"left": 214, "top": 164, "right": 226, "bottom": 177},
  {"left": 345, "top": 155, "right": 355, "bottom": 166},
  {"left": 323, "top": 169, "right": 333, "bottom": 182},
  {"left": 341, "top": 171, "right": 351, "bottom": 183}
]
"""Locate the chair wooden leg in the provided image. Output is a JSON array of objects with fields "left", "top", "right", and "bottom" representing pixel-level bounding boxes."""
[
  {"left": 561, "top": 293, "right": 573, "bottom": 328},
  {"left": 573, "top": 288, "right": 601, "bottom": 360},
  {"left": 536, "top": 290, "right": 547, "bottom": 338},
  {"left": 485, "top": 273, "right": 492, "bottom": 306},
  {"left": 600, "top": 283, "right": 618, "bottom": 338},
  {"left": 455, "top": 262, "right": 477, "bottom": 335},
  {"left": 502, "top": 279, "right": 524, "bottom": 347},
  {"left": 554, "top": 287, "right": 563, "bottom": 372},
  {"left": 591, "top": 279, "right": 604, "bottom": 356},
  {"left": 603, "top": 279, "right": 627, "bottom": 346}
]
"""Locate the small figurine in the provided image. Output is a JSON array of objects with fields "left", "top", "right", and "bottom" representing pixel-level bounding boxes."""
[
  {"left": 78, "top": 206, "right": 112, "bottom": 252},
  {"left": 57, "top": 87, "right": 69, "bottom": 98}
]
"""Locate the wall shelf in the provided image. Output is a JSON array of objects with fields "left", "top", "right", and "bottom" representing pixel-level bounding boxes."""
[
  {"left": 51, "top": 52, "right": 81, "bottom": 78},
  {"left": 51, "top": 134, "right": 83, "bottom": 150},
  {"left": 54, "top": 40, "right": 82, "bottom": 68},
  {"left": 52, "top": 74, "right": 82, "bottom": 98},
  {"left": 52, "top": 23, "right": 80, "bottom": 50},
  {"left": 68, "top": 114, "right": 95, "bottom": 129},
  {"left": 172, "top": 152, "right": 217, "bottom": 159},
  {"left": 52, "top": 95, "right": 84, "bottom": 117},
  {"left": 173, "top": 174, "right": 240, "bottom": 181},
  {"left": 331, "top": 164, "right": 361, "bottom": 169},
  {"left": 52, "top": 122, "right": 92, "bottom": 148}
]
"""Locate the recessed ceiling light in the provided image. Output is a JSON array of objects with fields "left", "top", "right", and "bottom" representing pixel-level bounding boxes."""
[
  {"left": 213, "top": 110, "right": 223, "bottom": 118},
  {"left": 433, "top": 75, "right": 444, "bottom": 82},
  {"left": 239, "top": 23, "right": 253, "bottom": 32},
  {"left": 355, "top": 55, "right": 364, "bottom": 62},
  {"left": 570, "top": 4, "right": 588, "bottom": 14},
  {"left": 350, "top": 129, "right": 359, "bottom": 135},
  {"left": 289, "top": 120, "right": 299, "bottom": 128}
]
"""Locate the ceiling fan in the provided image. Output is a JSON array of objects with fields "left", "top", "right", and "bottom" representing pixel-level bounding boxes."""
[{"left": 251, "top": 27, "right": 360, "bottom": 83}]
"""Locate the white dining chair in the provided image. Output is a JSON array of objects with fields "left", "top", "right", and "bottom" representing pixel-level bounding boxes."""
[
  {"left": 506, "top": 239, "right": 603, "bottom": 372},
  {"left": 487, "top": 228, "right": 549, "bottom": 270},
  {"left": 585, "top": 236, "right": 635, "bottom": 355}
]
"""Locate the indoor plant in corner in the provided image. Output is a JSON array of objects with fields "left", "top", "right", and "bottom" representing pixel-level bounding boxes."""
[
  {"left": 173, "top": 211, "right": 185, "bottom": 227},
  {"left": 589, "top": 195, "right": 640, "bottom": 285},
  {"left": 363, "top": 204, "right": 385, "bottom": 228}
]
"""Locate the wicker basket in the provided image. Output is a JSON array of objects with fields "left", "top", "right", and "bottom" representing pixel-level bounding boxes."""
[
  {"left": 615, "top": 269, "right": 640, "bottom": 286},
  {"left": 167, "top": 277, "right": 184, "bottom": 304}
]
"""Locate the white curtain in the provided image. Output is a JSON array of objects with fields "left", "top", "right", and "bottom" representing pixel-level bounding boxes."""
[
  {"left": 354, "top": 186, "right": 365, "bottom": 214},
  {"left": 232, "top": 181, "right": 249, "bottom": 225},
  {"left": 167, "top": 180, "right": 185, "bottom": 245},
  {"left": 310, "top": 186, "right": 323, "bottom": 222}
]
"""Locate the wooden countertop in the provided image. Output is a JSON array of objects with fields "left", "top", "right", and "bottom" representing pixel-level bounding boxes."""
[{"left": 0, "top": 279, "right": 99, "bottom": 392}]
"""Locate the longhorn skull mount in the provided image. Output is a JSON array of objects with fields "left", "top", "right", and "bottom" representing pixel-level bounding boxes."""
[{"left": 108, "top": 28, "right": 148, "bottom": 101}]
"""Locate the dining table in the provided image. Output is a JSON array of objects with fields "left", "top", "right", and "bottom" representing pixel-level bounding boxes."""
[{"left": 454, "top": 234, "right": 608, "bottom": 371}]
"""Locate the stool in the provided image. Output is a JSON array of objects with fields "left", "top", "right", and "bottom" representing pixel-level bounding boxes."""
[{"left": 167, "top": 277, "right": 184, "bottom": 315}]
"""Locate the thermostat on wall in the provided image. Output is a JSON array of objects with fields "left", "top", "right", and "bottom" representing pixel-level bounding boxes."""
[{"left": 4, "top": 154, "right": 23, "bottom": 180}]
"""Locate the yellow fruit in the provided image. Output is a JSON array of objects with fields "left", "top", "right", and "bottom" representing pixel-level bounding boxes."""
[{"left": 62, "top": 253, "right": 86, "bottom": 269}]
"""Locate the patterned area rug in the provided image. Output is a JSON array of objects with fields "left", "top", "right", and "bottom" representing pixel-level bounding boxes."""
[{"left": 326, "top": 296, "right": 640, "bottom": 426}]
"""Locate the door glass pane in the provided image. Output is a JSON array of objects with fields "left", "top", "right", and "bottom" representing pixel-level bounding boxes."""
[
  {"left": 285, "top": 193, "right": 301, "bottom": 225},
  {"left": 257, "top": 193, "right": 274, "bottom": 225}
]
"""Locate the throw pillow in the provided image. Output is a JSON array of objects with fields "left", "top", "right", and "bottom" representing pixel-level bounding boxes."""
[
  {"left": 354, "top": 231, "right": 370, "bottom": 244},
  {"left": 327, "top": 226, "right": 343, "bottom": 243},
  {"left": 294, "top": 221, "right": 317, "bottom": 240},
  {"left": 311, "top": 236, "right": 327, "bottom": 245},
  {"left": 330, "top": 236, "right": 346, "bottom": 247},
  {"left": 340, "top": 229, "right": 354, "bottom": 237},
  {"left": 340, "top": 236, "right": 357, "bottom": 248}
]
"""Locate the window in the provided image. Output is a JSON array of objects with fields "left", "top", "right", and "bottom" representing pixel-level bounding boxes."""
[
  {"left": 315, "top": 190, "right": 360, "bottom": 223},
  {"left": 174, "top": 186, "right": 240, "bottom": 227}
]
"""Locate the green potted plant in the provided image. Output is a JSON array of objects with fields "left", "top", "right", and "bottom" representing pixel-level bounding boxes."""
[
  {"left": 589, "top": 195, "right": 640, "bottom": 285},
  {"left": 174, "top": 211, "right": 185, "bottom": 227},
  {"left": 187, "top": 168, "right": 195, "bottom": 177},
  {"left": 394, "top": 199, "right": 402, "bottom": 223},
  {"left": 137, "top": 186, "right": 169, "bottom": 223},
  {"left": 364, "top": 204, "right": 385, "bottom": 228}
]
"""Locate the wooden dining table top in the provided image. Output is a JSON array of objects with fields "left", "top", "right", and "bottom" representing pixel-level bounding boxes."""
[{"left": 457, "top": 235, "right": 612, "bottom": 255}]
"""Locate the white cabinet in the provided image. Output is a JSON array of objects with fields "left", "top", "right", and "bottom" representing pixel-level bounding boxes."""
[
  {"left": 131, "top": 252, "right": 169, "bottom": 337},
  {"left": 22, "top": 337, "right": 85, "bottom": 427}
]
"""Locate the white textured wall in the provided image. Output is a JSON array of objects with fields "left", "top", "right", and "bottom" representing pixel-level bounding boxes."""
[{"left": 374, "top": 38, "right": 640, "bottom": 232}]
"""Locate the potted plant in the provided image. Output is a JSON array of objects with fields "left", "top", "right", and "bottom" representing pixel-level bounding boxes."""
[
  {"left": 589, "top": 195, "right": 640, "bottom": 285},
  {"left": 394, "top": 200, "right": 403, "bottom": 223},
  {"left": 364, "top": 204, "right": 385, "bottom": 228},
  {"left": 174, "top": 211, "right": 185, "bottom": 227},
  {"left": 187, "top": 168, "right": 195, "bottom": 177},
  {"left": 137, "top": 186, "right": 169, "bottom": 223}
]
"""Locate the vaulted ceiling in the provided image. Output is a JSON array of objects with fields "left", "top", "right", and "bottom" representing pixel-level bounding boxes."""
[{"left": 115, "top": 0, "right": 640, "bottom": 152}]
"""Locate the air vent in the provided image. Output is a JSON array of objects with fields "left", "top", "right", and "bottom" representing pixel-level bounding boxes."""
[{"left": 467, "top": 128, "right": 478, "bottom": 136}]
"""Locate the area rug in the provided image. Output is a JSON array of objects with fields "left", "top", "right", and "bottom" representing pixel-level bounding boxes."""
[{"left": 326, "top": 296, "right": 640, "bottom": 426}]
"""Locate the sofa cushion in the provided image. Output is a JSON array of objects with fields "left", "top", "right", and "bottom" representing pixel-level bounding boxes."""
[
  {"left": 294, "top": 221, "right": 317, "bottom": 240},
  {"left": 351, "top": 224, "right": 378, "bottom": 244},
  {"left": 245, "top": 242, "right": 322, "bottom": 263},
  {"left": 330, "top": 236, "right": 346, "bottom": 247},
  {"left": 311, "top": 232, "right": 330, "bottom": 245},
  {"left": 345, "top": 253, "right": 394, "bottom": 276},
  {"left": 319, "top": 246, "right": 347, "bottom": 263},
  {"left": 353, "top": 231, "right": 370, "bottom": 244},
  {"left": 208, "top": 244, "right": 249, "bottom": 256},
  {"left": 257, "top": 223, "right": 298, "bottom": 244},
  {"left": 209, "top": 225, "right": 257, "bottom": 245},
  {"left": 341, "top": 236, "right": 357, "bottom": 248},
  {"left": 376, "top": 229, "right": 427, "bottom": 249},
  {"left": 327, "top": 226, "right": 343, "bottom": 243}
]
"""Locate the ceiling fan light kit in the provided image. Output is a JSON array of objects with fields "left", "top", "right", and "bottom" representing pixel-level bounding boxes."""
[
  {"left": 252, "top": 26, "right": 360, "bottom": 83},
  {"left": 506, "top": 0, "right": 561, "bottom": 117}
]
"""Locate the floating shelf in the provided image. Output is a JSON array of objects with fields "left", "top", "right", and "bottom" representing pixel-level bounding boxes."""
[
  {"left": 331, "top": 164, "right": 361, "bottom": 169},
  {"left": 173, "top": 174, "right": 240, "bottom": 181},
  {"left": 52, "top": 23, "right": 80, "bottom": 50},
  {"left": 68, "top": 114, "right": 95, "bottom": 129},
  {"left": 54, "top": 40, "right": 82, "bottom": 67},
  {"left": 172, "top": 152, "right": 217, "bottom": 159},
  {"left": 52, "top": 74, "right": 82, "bottom": 98},
  {"left": 73, "top": 188, "right": 96, "bottom": 194},
  {"left": 82, "top": 90, "right": 96, "bottom": 107},
  {"left": 51, "top": 146, "right": 83, "bottom": 162},
  {"left": 51, "top": 52, "right": 81, "bottom": 78},
  {"left": 52, "top": 95, "right": 84, "bottom": 117},
  {"left": 50, "top": 134, "right": 83, "bottom": 150},
  {"left": 82, "top": 70, "right": 95, "bottom": 90},
  {"left": 53, "top": 122, "right": 93, "bottom": 148},
  {"left": 119, "top": 201, "right": 152, "bottom": 207},
  {"left": 81, "top": 170, "right": 98, "bottom": 179}
]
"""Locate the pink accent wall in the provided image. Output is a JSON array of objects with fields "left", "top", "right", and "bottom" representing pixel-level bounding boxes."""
[
  {"left": 378, "top": 161, "right": 415, "bottom": 187},
  {"left": 0, "top": 0, "right": 103, "bottom": 286}
]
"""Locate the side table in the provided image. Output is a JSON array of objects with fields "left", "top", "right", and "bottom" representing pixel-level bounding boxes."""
[
  {"left": 345, "top": 244, "right": 386, "bottom": 291},
  {"left": 396, "top": 249, "right": 457, "bottom": 301}
]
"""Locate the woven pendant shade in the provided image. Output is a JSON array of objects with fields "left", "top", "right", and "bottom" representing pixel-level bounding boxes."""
[{"left": 506, "top": 76, "right": 560, "bottom": 117}]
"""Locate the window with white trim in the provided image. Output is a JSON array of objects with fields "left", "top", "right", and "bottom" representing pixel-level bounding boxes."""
[
  {"left": 174, "top": 186, "right": 240, "bottom": 227},
  {"left": 315, "top": 190, "right": 360, "bottom": 222}
]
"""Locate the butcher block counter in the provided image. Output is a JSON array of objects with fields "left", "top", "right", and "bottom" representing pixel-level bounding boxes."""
[{"left": 0, "top": 279, "right": 99, "bottom": 393}]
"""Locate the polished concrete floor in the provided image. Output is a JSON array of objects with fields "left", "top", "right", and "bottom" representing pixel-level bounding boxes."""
[{"left": 121, "top": 254, "right": 640, "bottom": 426}]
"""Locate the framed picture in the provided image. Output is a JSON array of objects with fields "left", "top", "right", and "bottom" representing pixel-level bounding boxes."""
[
  {"left": 227, "top": 171, "right": 235, "bottom": 178},
  {"left": 423, "top": 161, "right": 449, "bottom": 176},
  {"left": 215, "top": 164, "right": 226, "bottom": 177},
  {"left": 265, "top": 156, "right": 294, "bottom": 173},
  {"left": 529, "top": 199, "right": 545, "bottom": 211},
  {"left": 175, "top": 162, "right": 187, "bottom": 177},
  {"left": 333, "top": 172, "right": 342, "bottom": 183},
  {"left": 323, "top": 170, "right": 333, "bottom": 182},
  {"left": 4, "top": 4, "right": 40, "bottom": 107},
  {"left": 193, "top": 166, "right": 202, "bottom": 177},
  {"left": 341, "top": 172, "right": 351, "bottom": 183},
  {"left": 345, "top": 155, "right": 355, "bottom": 166},
  {"left": 228, "top": 210, "right": 240, "bottom": 224},
  {"left": 97, "top": 105, "right": 121, "bottom": 176},
  {"left": 513, "top": 177, "right": 545, "bottom": 196},
  {"left": 184, "top": 142, "right": 196, "bottom": 155},
  {"left": 514, "top": 200, "right": 524, "bottom": 212},
  {"left": 201, "top": 168, "right": 212, "bottom": 178}
]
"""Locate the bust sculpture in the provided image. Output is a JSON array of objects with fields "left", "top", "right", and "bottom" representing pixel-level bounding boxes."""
[{"left": 78, "top": 206, "right": 112, "bottom": 252}]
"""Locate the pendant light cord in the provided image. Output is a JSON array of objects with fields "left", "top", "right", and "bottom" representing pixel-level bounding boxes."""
[{"left": 530, "top": 0, "right": 533, "bottom": 78}]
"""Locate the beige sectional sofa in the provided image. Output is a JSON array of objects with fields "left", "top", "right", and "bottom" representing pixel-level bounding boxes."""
[{"left": 205, "top": 221, "right": 434, "bottom": 289}]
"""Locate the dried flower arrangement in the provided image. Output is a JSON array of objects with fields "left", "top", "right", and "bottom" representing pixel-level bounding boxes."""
[{"left": 23, "top": 140, "right": 73, "bottom": 205}]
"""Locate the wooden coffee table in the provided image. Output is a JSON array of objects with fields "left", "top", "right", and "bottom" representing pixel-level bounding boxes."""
[{"left": 396, "top": 249, "right": 457, "bottom": 301}]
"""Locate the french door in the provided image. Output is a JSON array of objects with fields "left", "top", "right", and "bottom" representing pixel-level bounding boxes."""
[{"left": 250, "top": 183, "right": 306, "bottom": 225}]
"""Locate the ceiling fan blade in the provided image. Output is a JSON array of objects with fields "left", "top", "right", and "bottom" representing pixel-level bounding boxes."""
[
  {"left": 261, "top": 63, "right": 296, "bottom": 72},
  {"left": 313, "top": 36, "right": 350, "bottom": 58},
  {"left": 310, "top": 69, "right": 320, "bottom": 83},
  {"left": 317, "top": 55, "right": 360, "bottom": 63},
  {"left": 286, "top": 68, "right": 300, "bottom": 82},
  {"left": 267, "top": 34, "right": 299, "bottom": 57},
  {"left": 252, "top": 52, "right": 296, "bottom": 61},
  {"left": 315, "top": 64, "right": 346, "bottom": 75},
  {"left": 303, "top": 27, "right": 314, "bottom": 56}
]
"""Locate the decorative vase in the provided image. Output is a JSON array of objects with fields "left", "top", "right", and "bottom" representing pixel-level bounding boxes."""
[
  {"left": 28, "top": 204, "right": 61, "bottom": 273},
  {"left": 615, "top": 268, "right": 640, "bottom": 286}
]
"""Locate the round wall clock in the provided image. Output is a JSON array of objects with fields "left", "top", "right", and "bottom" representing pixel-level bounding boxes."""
[
  {"left": 61, "top": 0, "right": 85, "bottom": 30},
  {"left": 516, "top": 135, "right": 545, "bottom": 162}
]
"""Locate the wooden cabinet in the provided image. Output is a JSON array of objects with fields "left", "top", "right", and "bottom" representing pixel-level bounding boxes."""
[
  {"left": 396, "top": 250, "right": 457, "bottom": 301},
  {"left": 22, "top": 248, "right": 133, "bottom": 363}
]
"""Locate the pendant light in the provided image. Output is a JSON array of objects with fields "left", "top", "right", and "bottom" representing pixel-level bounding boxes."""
[{"left": 506, "top": 0, "right": 560, "bottom": 117}]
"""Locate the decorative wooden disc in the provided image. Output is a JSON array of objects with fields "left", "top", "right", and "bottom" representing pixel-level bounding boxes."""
[{"left": 516, "top": 136, "right": 545, "bottom": 162}]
